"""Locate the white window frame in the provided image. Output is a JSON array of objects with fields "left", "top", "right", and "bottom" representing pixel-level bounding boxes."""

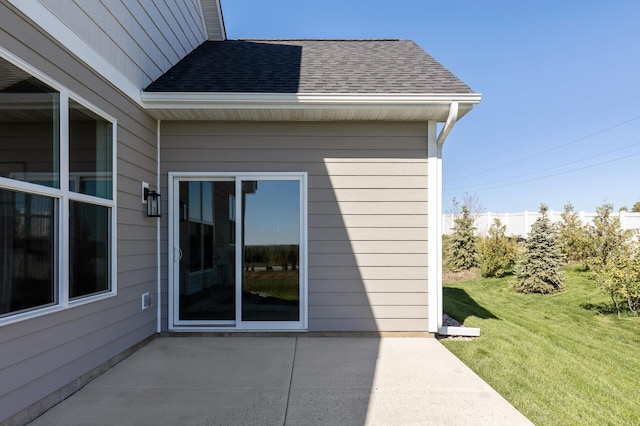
[
  {"left": 0, "top": 47, "right": 117, "bottom": 326},
  {"left": 168, "top": 172, "right": 308, "bottom": 331}
]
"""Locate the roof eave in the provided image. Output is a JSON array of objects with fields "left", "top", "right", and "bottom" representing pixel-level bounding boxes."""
[{"left": 140, "top": 92, "right": 482, "bottom": 121}]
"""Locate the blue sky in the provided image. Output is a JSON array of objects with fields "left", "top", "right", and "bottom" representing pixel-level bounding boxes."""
[
  {"left": 221, "top": 1, "right": 640, "bottom": 213},
  {"left": 244, "top": 180, "right": 300, "bottom": 246}
]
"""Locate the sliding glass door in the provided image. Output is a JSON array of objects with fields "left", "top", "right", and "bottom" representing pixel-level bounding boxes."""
[
  {"left": 170, "top": 173, "right": 306, "bottom": 330},
  {"left": 177, "top": 180, "right": 236, "bottom": 322}
]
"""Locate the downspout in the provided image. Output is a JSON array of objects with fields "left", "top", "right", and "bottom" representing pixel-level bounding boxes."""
[
  {"left": 156, "top": 120, "right": 162, "bottom": 334},
  {"left": 428, "top": 102, "right": 480, "bottom": 337},
  {"left": 436, "top": 101, "right": 459, "bottom": 146}
]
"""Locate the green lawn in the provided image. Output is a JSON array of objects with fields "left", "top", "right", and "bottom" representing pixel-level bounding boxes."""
[
  {"left": 441, "top": 265, "right": 640, "bottom": 426},
  {"left": 243, "top": 270, "right": 299, "bottom": 301}
]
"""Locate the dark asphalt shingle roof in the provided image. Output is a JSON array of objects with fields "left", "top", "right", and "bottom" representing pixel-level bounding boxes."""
[{"left": 145, "top": 39, "right": 474, "bottom": 94}]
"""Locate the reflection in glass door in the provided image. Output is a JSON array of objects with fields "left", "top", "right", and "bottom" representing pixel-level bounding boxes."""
[
  {"left": 178, "top": 180, "right": 236, "bottom": 321},
  {"left": 241, "top": 180, "right": 300, "bottom": 322}
]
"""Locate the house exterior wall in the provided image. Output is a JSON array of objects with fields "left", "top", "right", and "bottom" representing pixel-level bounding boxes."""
[
  {"left": 0, "top": 2, "right": 159, "bottom": 421},
  {"left": 31, "top": 0, "right": 209, "bottom": 90},
  {"left": 160, "top": 121, "right": 430, "bottom": 332}
]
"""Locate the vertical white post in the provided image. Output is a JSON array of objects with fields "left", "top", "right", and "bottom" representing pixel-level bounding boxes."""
[
  {"left": 427, "top": 120, "right": 442, "bottom": 333},
  {"left": 156, "top": 120, "right": 162, "bottom": 333}
]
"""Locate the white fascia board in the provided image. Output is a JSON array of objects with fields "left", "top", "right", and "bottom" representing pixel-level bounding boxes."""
[
  {"left": 8, "top": 0, "right": 142, "bottom": 105},
  {"left": 141, "top": 92, "right": 482, "bottom": 109}
]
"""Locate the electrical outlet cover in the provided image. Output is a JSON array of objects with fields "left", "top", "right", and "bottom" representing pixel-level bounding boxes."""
[{"left": 141, "top": 292, "right": 152, "bottom": 309}]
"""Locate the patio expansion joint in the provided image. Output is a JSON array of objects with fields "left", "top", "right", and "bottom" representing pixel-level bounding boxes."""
[{"left": 282, "top": 336, "right": 298, "bottom": 425}]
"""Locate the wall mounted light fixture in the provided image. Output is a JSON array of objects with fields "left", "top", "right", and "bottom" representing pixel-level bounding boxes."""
[{"left": 144, "top": 187, "right": 161, "bottom": 217}]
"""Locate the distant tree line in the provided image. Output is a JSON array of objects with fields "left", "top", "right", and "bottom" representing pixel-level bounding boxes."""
[
  {"left": 617, "top": 200, "right": 640, "bottom": 212},
  {"left": 244, "top": 245, "right": 299, "bottom": 271}
]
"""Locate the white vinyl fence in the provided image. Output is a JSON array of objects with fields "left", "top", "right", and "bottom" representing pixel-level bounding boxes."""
[{"left": 443, "top": 211, "right": 640, "bottom": 237}]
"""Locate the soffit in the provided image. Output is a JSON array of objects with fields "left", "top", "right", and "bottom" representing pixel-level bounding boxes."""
[{"left": 200, "top": 0, "right": 226, "bottom": 41}]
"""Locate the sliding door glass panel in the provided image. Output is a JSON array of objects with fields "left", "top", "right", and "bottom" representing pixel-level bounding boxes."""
[
  {"left": 242, "top": 180, "right": 300, "bottom": 322},
  {"left": 178, "top": 181, "right": 236, "bottom": 321}
]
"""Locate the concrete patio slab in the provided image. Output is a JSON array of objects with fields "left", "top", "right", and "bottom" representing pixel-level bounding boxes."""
[
  {"left": 364, "top": 338, "right": 527, "bottom": 425},
  {"left": 285, "top": 338, "right": 380, "bottom": 425},
  {"left": 28, "top": 336, "right": 532, "bottom": 426}
]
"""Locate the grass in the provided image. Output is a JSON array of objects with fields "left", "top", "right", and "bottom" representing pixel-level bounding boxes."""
[
  {"left": 243, "top": 270, "right": 299, "bottom": 301},
  {"left": 441, "top": 265, "right": 640, "bottom": 426}
]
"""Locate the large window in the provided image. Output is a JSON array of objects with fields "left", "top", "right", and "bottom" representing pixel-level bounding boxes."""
[{"left": 0, "top": 53, "right": 116, "bottom": 323}]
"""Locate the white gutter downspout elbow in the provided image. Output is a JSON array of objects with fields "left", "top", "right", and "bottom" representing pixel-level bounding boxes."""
[
  {"left": 429, "top": 101, "right": 481, "bottom": 337},
  {"left": 437, "top": 101, "right": 459, "bottom": 145}
]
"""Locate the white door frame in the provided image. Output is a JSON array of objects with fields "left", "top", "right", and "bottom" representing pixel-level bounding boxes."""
[{"left": 168, "top": 172, "right": 308, "bottom": 331}]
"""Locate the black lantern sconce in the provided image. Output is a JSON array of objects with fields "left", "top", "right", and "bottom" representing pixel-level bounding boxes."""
[{"left": 144, "top": 187, "right": 161, "bottom": 217}]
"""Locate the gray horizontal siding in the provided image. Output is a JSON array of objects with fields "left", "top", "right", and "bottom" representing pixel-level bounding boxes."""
[
  {"left": 309, "top": 227, "right": 427, "bottom": 241},
  {"left": 37, "top": 0, "right": 207, "bottom": 88},
  {"left": 311, "top": 318, "right": 429, "bottom": 332},
  {"left": 310, "top": 215, "right": 427, "bottom": 228},
  {"left": 1, "top": 3, "right": 158, "bottom": 421},
  {"left": 310, "top": 240, "right": 427, "bottom": 254},
  {"left": 309, "top": 254, "right": 428, "bottom": 267},
  {"left": 160, "top": 121, "right": 429, "bottom": 332},
  {"left": 307, "top": 279, "right": 428, "bottom": 293},
  {"left": 309, "top": 305, "right": 427, "bottom": 319}
]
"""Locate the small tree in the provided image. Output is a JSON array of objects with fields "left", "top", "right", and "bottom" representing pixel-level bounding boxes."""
[
  {"left": 447, "top": 205, "right": 478, "bottom": 271},
  {"left": 448, "top": 192, "right": 484, "bottom": 218},
  {"left": 556, "top": 203, "right": 591, "bottom": 264},
  {"left": 586, "top": 202, "right": 639, "bottom": 316},
  {"left": 478, "top": 218, "right": 518, "bottom": 278},
  {"left": 632, "top": 201, "right": 640, "bottom": 213},
  {"left": 513, "top": 204, "right": 564, "bottom": 294},
  {"left": 585, "top": 203, "right": 629, "bottom": 270},
  {"left": 592, "top": 241, "right": 637, "bottom": 317}
]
